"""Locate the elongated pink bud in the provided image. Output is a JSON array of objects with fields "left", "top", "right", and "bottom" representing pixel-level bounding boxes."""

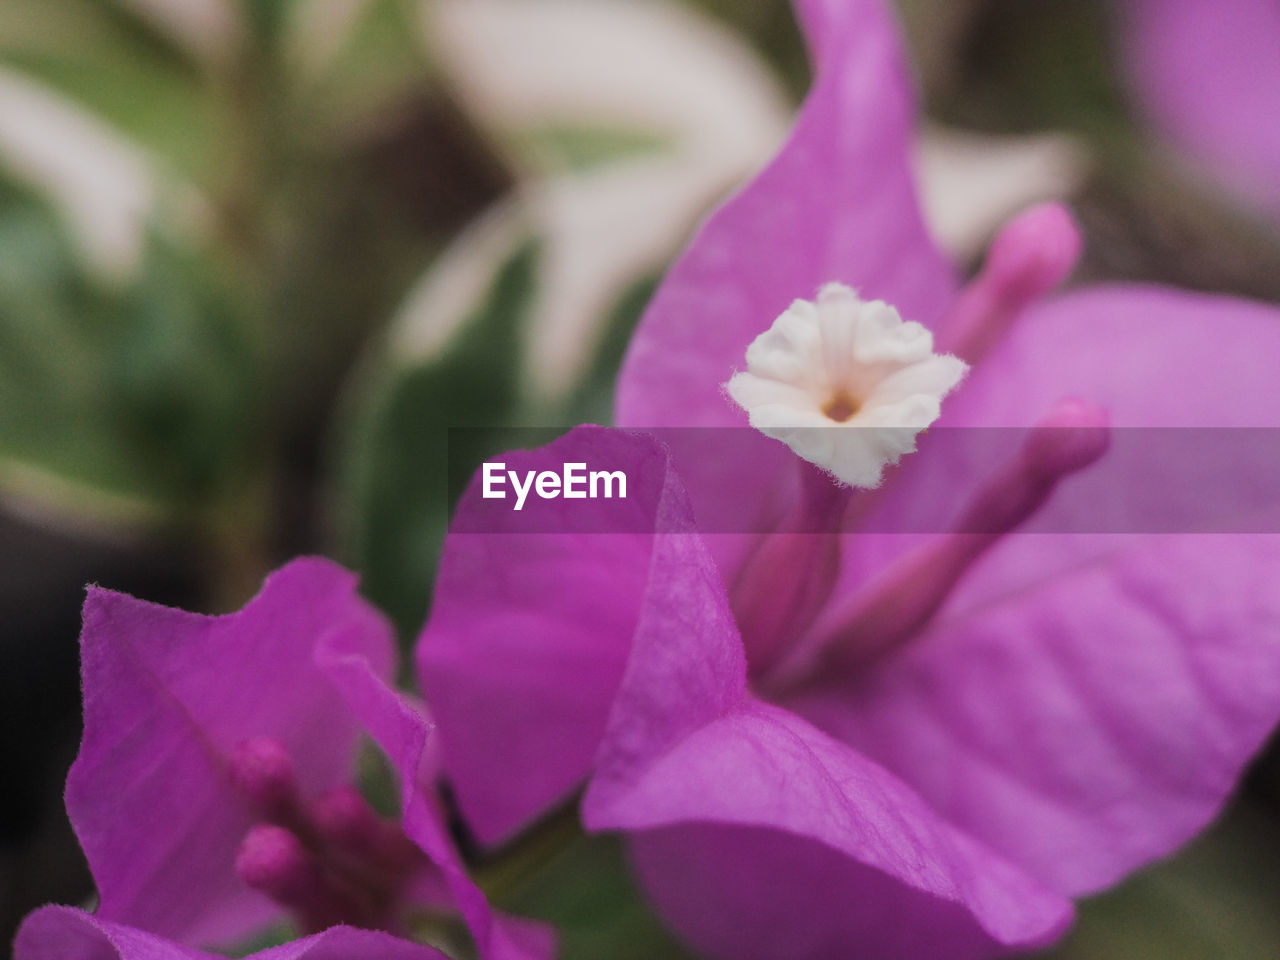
[
  {"left": 939, "top": 203, "right": 1082, "bottom": 363},
  {"left": 312, "top": 786, "right": 422, "bottom": 877},
  {"left": 236, "top": 824, "right": 322, "bottom": 902},
  {"left": 1022, "top": 397, "right": 1111, "bottom": 479},
  {"left": 771, "top": 400, "right": 1109, "bottom": 689},
  {"left": 236, "top": 824, "right": 371, "bottom": 932},
  {"left": 228, "top": 737, "right": 299, "bottom": 823},
  {"left": 733, "top": 531, "right": 842, "bottom": 677},
  {"left": 731, "top": 463, "right": 851, "bottom": 677},
  {"left": 312, "top": 786, "right": 381, "bottom": 851},
  {"left": 950, "top": 399, "right": 1110, "bottom": 540}
]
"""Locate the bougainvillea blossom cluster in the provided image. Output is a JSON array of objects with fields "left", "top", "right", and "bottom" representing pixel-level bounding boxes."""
[
  {"left": 15, "top": 1, "right": 1280, "bottom": 959},
  {"left": 418, "top": 1, "right": 1280, "bottom": 959}
]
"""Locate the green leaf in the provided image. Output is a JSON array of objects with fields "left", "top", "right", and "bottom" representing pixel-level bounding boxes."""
[
  {"left": 558, "top": 271, "right": 660, "bottom": 425},
  {"left": 678, "top": 0, "right": 809, "bottom": 102},
  {"left": 496, "top": 832, "right": 703, "bottom": 960},
  {"left": 1037, "top": 798, "right": 1280, "bottom": 960},
  {"left": 510, "top": 124, "right": 673, "bottom": 173},
  {"left": 240, "top": 0, "right": 293, "bottom": 51},
  {"left": 0, "top": 0, "right": 216, "bottom": 180},
  {"left": 337, "top": 239, "right": 538, "bottom": 642},
  {"left": 934, "top": 0, "right": 1132, "bottom": 146},
  {"left": 226, "top": 923, "right": 298, "bottom": 959},
  {"left": 289, "top": 0, "right": 429, "bottom": 138},
  {"left": 0, "top": 177, "right": 257, "bottom": 510}
]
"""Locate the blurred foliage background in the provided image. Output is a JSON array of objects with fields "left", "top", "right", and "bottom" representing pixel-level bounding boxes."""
[{"left": 2, "top": 1, "right": 1280, "bottom": 957}]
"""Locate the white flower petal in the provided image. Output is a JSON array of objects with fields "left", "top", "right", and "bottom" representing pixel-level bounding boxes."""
[
  {"left": 725, "top": 283, "right": 967, "bottom": 487},
  {"left": 725, "top": 372, "right": 816, "bottom": 414},
  {"left": 742, "top": 299, "right": 825, "bottom": 388},
  {"left": 868, "top": 354, "right": 968, "bottom": 407}
]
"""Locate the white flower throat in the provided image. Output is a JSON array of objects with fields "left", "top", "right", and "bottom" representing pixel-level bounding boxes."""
[{"left": 726, "top": 284, "right": 968, "bottom": 488}]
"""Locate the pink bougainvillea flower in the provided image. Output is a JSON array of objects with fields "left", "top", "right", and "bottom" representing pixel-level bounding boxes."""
[
  {"left": 15, "top": 910, "right": 451, "bottom": 960},
  {"left": 15, "top": 558, "right": 550, "bottom": 960},
  {"left": 1120, "top": 0, "right": 1280, "bottom": 216},
  {"left": 418, "top": 0, "right": 1280, "bottom": 958}
]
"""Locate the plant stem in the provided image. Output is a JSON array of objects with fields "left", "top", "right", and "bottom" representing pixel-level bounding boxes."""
[{"left": 472, "top": 795, "right": 585, "bottom": 904}]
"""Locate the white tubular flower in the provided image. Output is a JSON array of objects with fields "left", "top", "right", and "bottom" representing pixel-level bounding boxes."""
[{"left": 726, "top": 283, "right": 967, "bottom": 488}]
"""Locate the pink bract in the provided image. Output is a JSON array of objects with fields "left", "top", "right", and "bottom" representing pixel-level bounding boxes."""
[
  {"left": 417, "top": 1, "right": 1280, "bottom": 958},
  {"left": 1121, "top": 0, "right": 1280, "bottom": 216},
  {"left": 17, "top": 558, "right": 551, "bottom": 960}
]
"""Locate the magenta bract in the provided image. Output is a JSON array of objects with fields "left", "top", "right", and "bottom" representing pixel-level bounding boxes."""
[
  {"left": 417, "top": 1, "right": 1280, "bottom": 958},
  {"left": 1121, "top": 0, "right": 1280, "bottom": 216},
  {"left": 17, "top": 558, "right": 551, "bottom": 960}
]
